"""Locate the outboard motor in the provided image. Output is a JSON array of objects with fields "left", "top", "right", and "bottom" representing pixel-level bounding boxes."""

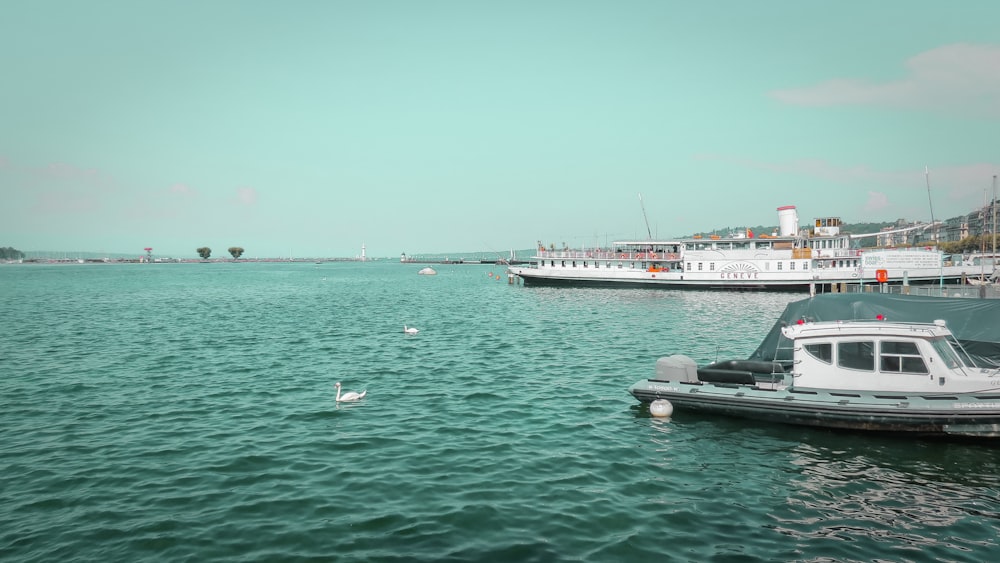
[{"left": 655, "top": 355, "right": 699, "bottom": 382}]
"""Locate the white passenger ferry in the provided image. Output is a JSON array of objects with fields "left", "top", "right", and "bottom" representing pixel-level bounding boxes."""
[{"left": 509, "top": 205, "right": 971, "bottom": 291}]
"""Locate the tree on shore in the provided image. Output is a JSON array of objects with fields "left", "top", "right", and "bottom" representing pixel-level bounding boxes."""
[
  {"left": 1, "top": 246, "right": 25, "bottom": 260},
  {"left": 197, "top": 247, "right": 212, "bottom": 260},
  {"left": 941, "top": 234, "right": 999, "bottom": 255},
  {"left": 228, "top": 246, "right": 244, "bottom": 260}
]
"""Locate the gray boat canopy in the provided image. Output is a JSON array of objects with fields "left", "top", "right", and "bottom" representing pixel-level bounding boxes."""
[{"left": 748, "top": 293, "right": 1000, "bottom": 368}]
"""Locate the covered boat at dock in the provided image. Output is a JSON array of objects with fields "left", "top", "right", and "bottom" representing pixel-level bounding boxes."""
[{"left": 629, "top": 294, "right": 1000, "bottom": 439}]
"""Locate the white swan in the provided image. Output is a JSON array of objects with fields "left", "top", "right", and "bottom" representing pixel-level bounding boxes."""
[
  {"left": 404, "top": 325, "right": 419, "bottom": 334},
  {"left": 335, "top": 381, "right": 367, "bottom": 402}
]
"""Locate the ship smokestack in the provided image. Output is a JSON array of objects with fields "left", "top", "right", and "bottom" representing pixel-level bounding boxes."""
[{"left": 777, "top": 205, "right": 798, "bottom": 237}]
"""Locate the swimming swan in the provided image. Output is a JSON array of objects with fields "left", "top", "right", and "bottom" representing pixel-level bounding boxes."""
[
  {"left": 404, "top": 325, "right": 419, "bottom": 334},
  {"left": 335, "top": 382, "right": 367, "bottom": 402}
]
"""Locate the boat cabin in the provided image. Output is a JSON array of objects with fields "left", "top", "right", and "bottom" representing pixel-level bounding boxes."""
[{"left": 781, "top": 320, "right": 988, "bottom": 393}]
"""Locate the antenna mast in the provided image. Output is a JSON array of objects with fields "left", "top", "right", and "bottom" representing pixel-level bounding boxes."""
[
  {"left": 925, "top": 166, "right": 937, "bottom": 244},
  {"left": 993, "top": 175, "right": 998, "bottom": 258},
  {"left": 638, "top": 193, "right": 652, "bottom": 239}
]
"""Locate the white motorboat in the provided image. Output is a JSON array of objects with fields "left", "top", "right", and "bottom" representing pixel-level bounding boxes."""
[{"left": 629, "top": 318, "right": 1000, "bottom": 439}]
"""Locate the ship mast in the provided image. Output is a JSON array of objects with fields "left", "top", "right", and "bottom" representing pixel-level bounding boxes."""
[
  {"left": 925, "top": 166, "right": 937, "bottom": 244},
  {"left": 638, "top": 193, "right": 653, "bottom": 240},
  {"left": 993, "top": 175, "right": 997, "bottom": 259},
  {"left": 925, "top": 166, "right": 942, "bottom": 287}
]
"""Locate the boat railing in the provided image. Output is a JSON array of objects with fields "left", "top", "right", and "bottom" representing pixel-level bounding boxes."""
[
  {"left": 843, "top": 283, "right": 1000, "bottom": 299},
  {"left": 534, "top": 249, "right": 681, "bottom": 261},
  {"left": 811, "top": 249, "right": 864, "bottom": 259}
]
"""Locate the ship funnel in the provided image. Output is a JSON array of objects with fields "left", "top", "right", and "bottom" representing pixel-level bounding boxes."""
[{"left": 777, "top": 205, "right": 798, "bottom": 237}]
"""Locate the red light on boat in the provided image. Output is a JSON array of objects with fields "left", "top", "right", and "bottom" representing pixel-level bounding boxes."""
[
  {"left": 797, "top": 319, "right": 805, "bottom": 325},
  {"left": 876, "top": 314, "right": 885, "bottom": 320}
]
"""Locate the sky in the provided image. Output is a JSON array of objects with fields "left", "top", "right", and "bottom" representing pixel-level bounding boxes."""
[{"left": 2, "top": 1, "right": 999, "bottom": 259}]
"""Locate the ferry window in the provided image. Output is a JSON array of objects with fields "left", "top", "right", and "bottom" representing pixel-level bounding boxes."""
[
  {"left": 618, "top": 261, "right": 623, "bottom": 269},
  {"left": 777, "top": 262, "right": 783, "bottom": 271},
  {"left": 790, "top": 262, "right": 796, "bottom": 270},
  {"left": 710, "top": 263, "right": 715, "bottom": 271},
  {"left": 803, "top": 262, "right": 809, "bottom": 270},
  {"left": 880, "top": 341, "right": 928, "bottom": 374},
  {"left": 686, "top": 262, "right": 691, "bottom": 271},
  {"left": 838, "top": 341, "right": 874, "bottom": 371},
  {"left": 698, "top": 263, "right": 703, "bottom": 271},
  {"left": 561, "top": 261, "right": 566, "bottom": 267},
  {"left": 805, "top": 343, "right": 832, "bottom": 364}
]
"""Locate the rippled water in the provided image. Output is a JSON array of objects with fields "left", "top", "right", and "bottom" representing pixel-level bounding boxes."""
[{"left": 2, "top": 262, "right": 998, "bottom": 562}]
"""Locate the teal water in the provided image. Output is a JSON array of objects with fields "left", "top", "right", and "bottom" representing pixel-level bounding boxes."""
[{"left": 2, "top": 262, "right": 998, "bottom": 562}]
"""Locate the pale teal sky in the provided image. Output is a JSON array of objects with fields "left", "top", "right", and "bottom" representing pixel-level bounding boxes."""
[{"left": 2, "top": 1, "right": 998, "bottom": 258}]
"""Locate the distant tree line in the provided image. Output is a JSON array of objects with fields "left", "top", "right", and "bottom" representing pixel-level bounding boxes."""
[
  {"left": 701, "top": 221, "right": 898, "bottom": 238},
  {"left": 1, "top": 246, "right": 25, "bottom": 260},
  {"left": 940, "top": 234, "right": 1000, "bottom": 255}
]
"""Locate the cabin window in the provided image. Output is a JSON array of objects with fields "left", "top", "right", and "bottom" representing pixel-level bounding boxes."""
[
  {"left": 803, "top": 262, "right": 809, "bottom": 270},
  {"left": 618, "top": 262, "right": 623, "bottom": 269},
  {"left": 879, "top": 341, "right": 928, "bottom": 374},
  {"left": 710, "top": 263, "right": 715, "bottom": 271},
  {"left": 837, "top": 341, "right": 875, "bottom": 371},
  {"left": 790, "top": 262, "right": 795, "bottom": 270},
  {"left": 777, "top": 262, "right": 783, "bottom": 271},
  {"left": 804, "top": 343, "right": 832, "bottom": 364},
  {"left": 572, "top": 261, "right": 577, "bottom": 267},
  {"left": 698, "top": 263, "right": 703, "bottom": 271},
  {"left": 929, "top": 337, "right": 962, "bottom": 369}
]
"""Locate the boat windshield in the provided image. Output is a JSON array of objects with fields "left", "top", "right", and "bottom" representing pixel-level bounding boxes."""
[{"left": 929, "top": 336, "right": 970, "bottom": 369}]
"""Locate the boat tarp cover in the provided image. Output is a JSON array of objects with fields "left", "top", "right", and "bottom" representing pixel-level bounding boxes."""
[{"left": 748, "top": 293, "right": 1000, "bottom": 368}]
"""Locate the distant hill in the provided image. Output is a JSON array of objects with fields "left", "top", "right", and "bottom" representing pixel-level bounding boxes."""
[{"left": 696, "top": 221, "right": 896, "bottom": 238}]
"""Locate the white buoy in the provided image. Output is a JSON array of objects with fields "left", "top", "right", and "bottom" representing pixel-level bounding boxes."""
[{"left": 649, "top": 399, "right": 673, "bottom": 418}]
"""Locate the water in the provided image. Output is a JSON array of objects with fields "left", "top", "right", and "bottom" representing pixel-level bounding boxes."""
[{"left": 2, "top": 262, "right": 998, "bottom": 562}]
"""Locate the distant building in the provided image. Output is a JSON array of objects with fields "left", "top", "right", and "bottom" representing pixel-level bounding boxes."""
[{"left": 909, "top": 199, "right": 997, "bottom": 246}]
